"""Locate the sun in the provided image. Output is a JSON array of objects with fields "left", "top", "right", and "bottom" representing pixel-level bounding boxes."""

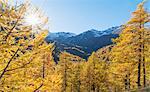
[
  {"left": 23, "top": 5, "right": 48, "bottom": 33},
  {"left": 24, "top": 13, "right": 41, "bottom": 27}
]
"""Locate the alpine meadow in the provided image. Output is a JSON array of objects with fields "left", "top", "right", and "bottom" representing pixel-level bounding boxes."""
[{"left": 0, "top": 0, "right": 150, "bottom": 92}]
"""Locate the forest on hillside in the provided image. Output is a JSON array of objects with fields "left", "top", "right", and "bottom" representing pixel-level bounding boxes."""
[{"left": 0, "top": 0, "right": 150, "bottom": 92}]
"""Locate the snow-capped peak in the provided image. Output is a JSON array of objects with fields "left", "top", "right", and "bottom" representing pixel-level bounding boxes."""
[{"left": 46, "top": 32, "right": 76, "bottom": 40}]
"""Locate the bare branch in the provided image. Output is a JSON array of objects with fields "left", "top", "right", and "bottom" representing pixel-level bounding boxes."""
[
  {"left": 0, "top": 48, "right": 19, "bottom": 80},
  {"left": 33, "top": 83, "right": 43, "bottom": 92}
]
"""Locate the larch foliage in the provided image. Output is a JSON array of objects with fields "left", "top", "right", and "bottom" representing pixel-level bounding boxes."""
[
  {"left": 58, "top": 52, "right": 85, "bottom": 92},
  {"left": 0, "top": 1, "right": 54, "bottom": 91},
  {"left": 111, "top": 1, "right": 150, "bottom": 91},
  {"left": 81, "top": 48, "right": 110, "bottom": 92},
  {"left": 0, "top": 0, "right": 150, "bottom": 92}
]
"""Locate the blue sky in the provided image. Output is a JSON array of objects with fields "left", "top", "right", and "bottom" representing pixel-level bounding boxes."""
[{"left": 17, "top": 0, "right": 150, "bottom": 34}]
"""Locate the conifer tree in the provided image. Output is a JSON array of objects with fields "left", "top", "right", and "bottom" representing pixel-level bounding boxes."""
[
  {"left": 0, "top": 1, "right": 54, "bottom": 91},
  {"left": 111, "top": 1, "right": 150, "bottom": 90},
  {"left": 83, "top": 51, "right": 110, "bottom": 92},
  {"left": 58, "top": 52, "right": 74, "bottom": 92},
  {"left": 58, "top": 52, "right": 85, "bottom": 92}
]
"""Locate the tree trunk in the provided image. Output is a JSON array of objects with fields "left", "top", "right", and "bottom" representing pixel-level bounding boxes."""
[
  {"left": 137, "top": 22, "right": 143, "bottom": 88},
  {"left": 143, "top": 61, "right": 146, "bottom": 87},
  {"left": 124, "top": 75, "right": 128, "bottom": 90},
  {"left": 42, "top": 59, "right": 45, "bottom": 78},
  {"left": 142, "top": 25, "right": 146, "bottom": 87},
  {"left": 137, "top": 42, "right": 142, "bottom": 88}
]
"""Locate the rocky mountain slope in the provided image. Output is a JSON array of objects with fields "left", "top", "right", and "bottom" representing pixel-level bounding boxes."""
[{"left": 45, "top": 26, "right": 122, "bottom": 60}]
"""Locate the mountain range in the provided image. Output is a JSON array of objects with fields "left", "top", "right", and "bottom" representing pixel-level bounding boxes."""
[{"left": 45, "top": 26, "right": 122, "bottom": 61}]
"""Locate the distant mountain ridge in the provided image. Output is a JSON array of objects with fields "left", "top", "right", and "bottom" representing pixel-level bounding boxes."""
[
  {"left": 45, "top": 26, "right": 122, "bottom": 61},
  {"left": 46, "top": 32, "right": 76, "bottom": 41}
]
